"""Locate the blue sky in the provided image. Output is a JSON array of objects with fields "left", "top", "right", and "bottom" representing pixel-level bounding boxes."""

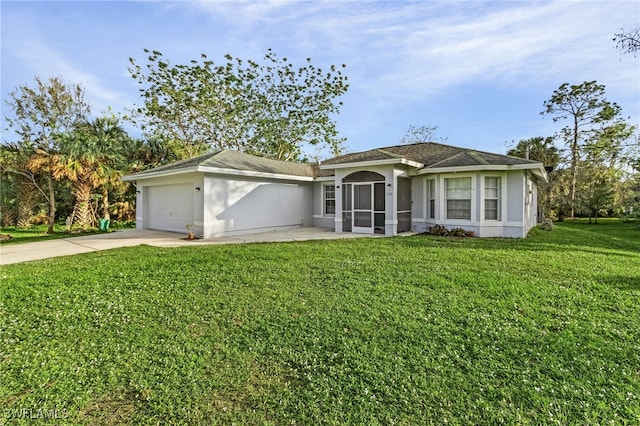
[{"left": 2, "top": 0, "right": 638, "bottom": 158}]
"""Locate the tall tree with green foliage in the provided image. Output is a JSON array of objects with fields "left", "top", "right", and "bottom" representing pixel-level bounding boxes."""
[
  {"left": 580, "top": 121, "right": 636, "bottom": 221},
  {"left": 541, "top": 81, "right": 624, "bottom": 218},
  {"left": 507, "top": 136, "right": 560, "bottom": 169},
  {"left": 3, "top": 77, "right": 90, "bottom": 233},
  {"left": 125, "top": 136, "right": 179, "bottom": 173},
  {"left": 50, "top": 116, "right": 131, "bottom": 229},
  {"left": 129, "top": 49, "right": 349, "bottom": 161},
  {"left": 508, "top": 136, "right": 561, "bottom": 219},
  {"left": 0, "top": 142, "right": 43, "bottom": 228}
]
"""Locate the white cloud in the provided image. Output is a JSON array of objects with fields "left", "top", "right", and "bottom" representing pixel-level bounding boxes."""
[
  {"left": 359, "top": 1, "right": 635, "bottom": 94},
  {"left": 6, "top": 35, "right": 134, "bottom": 116},
  {"left": 3, "top": 0, "right": 636, "bottom": 152},
  {"left": 188, "top": 1, "right": 638, "bottom": 106}
]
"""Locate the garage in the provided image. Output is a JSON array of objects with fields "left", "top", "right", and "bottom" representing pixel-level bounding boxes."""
[
  {"left": 146, "top": 184, "right": 194, "bottom": 233},
  {"left": 123, "top": 150, "right": 317, "bottom": 238}
]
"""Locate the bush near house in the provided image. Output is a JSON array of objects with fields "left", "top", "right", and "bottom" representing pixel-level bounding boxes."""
[
  {"left": 426, "top": 224, "right": 475, "bottom": 237},
  {"left": 1, "top": 220, "right": 639, "bottom": 424}
]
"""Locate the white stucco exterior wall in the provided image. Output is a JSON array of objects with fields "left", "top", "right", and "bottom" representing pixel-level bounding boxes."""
[
  {"left": 410, "top": 170, "right": 538, "bottom": 238},
  {"left": 202, "top": 174, "right": 313, "bottom": 237},
  {"left": 312, "top": 179, "right": 336, "bottom": 229},
  {"left": 129, "top": 163, "right": 541, "bottom": 239}
]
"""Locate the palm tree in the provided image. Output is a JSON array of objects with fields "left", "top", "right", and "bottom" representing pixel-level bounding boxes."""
[
  {"left": 1, "top": 142, "right": 43, "bottom": 228},
  {"left": 4, "top": 77, "right": 90, "bottom": 233},
  {"left": 54, "top": 116, "right": 128, "bottom": 229}
]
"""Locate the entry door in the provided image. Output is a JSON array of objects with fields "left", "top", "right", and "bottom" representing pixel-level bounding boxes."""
[{"left": 352, "top": 183, "right": 374, "bottom": 234}]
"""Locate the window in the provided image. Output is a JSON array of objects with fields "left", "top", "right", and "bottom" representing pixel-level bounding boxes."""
[
  {"left": 324, "top": 184, "right": 335, "bottom": 215},
  {"left": 426, "top": 179, "right": 435, "bottom": 219},
  {"left": 445, "top": 177, "right": 471, "bottom": 220},
  {"left": 484, "top": 177, "right": 501, "bottom": 221}
]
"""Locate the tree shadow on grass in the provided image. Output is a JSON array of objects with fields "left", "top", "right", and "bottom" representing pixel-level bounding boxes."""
[
  {"left": 389, "top": 221, "right": 640, "bottom": 264},
  {"left": 600, "top": 275, "right": 640, "bottom": 291}
]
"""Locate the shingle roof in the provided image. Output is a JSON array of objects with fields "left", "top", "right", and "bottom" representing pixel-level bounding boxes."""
[
  {"left": 201, "top": 150, "right": 315, "bottom": 177},
  {"left": 124, "top": 150, "right": 316, "bottom": 180},
  {"left": 124, "top": 142, "right": 542, "bottom": 182},
  {"left": 322, "top": 142, "right": 538, "bottom": 169}
]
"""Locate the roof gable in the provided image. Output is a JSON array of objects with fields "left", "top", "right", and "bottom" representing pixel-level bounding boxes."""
[
  {"left": 123, "top": 150, "right": 316, "bottom": 181},
  {"left": 322, "top": 142, "right": 540, "bottom": 169},
  {"left": 199, "top": 150, "right": 315, "bottom": 177}
]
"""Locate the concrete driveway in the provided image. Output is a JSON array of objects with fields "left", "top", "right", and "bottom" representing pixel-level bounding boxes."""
[{"left": 0, "top": 228, "right": 377, "bottom": 265}]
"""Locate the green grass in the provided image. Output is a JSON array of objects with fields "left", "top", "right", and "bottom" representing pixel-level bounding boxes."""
[
  {"left": 1, "top": 220, "right": 639, "bottom": 424},
  {"left": 0, "top": 221, "right": 135, "bottom": 245}
]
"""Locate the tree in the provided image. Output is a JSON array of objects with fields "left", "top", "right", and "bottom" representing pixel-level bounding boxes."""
[
  {"left": 51, "top": 116, "right": 130, "bottom": 229},
  {"left": 614, "top": 27, "right": 640, "bottom": 56},
  {"left": 580, "top": 121, "right": 636, "bottom": 222},
  {"left": 0, "top": 142, "right": 43, "bottom": 228},
  {"left": 507, "top": 136, "right": 560, "bottom": 169},
  {"left": 577, "top": 162, "right": 618, "bottom": 223},
  {"left": 129, "top": 49, "right": 349, "bottom": 161},
  {"left": 3, "top": 77, "right": 90, "bottom": 233},
  {"left": 400, "top": 124, "right": 447, "bottom": 144},
  {"left": 541, "top": 81, "right": 623, "bottom": 218},
  {"left": 125, "top": 136, "right": 179, "bottom": 173},
  {"left": 507, "top": 136, "right": 561, "bottom": 219}
]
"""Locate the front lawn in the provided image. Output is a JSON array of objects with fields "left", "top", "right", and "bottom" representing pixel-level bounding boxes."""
[
  {"left": 1, "top": 220, "right": 639, "bottom": 424},
  {"left": 0, "top": 221, "right": 135, "bottom": 245}
]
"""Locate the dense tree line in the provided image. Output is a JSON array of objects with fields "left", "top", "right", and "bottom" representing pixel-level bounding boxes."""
[
  {"left": 1, "top": 77, "right": 176, "bottom": 231},
  {"left": 1, "top": 51, "right": 349, "bottom": 231},
  {"left": 2, "top": 47, "right": 638, "bottom": 231},
  {"left": 509, "top": 81, "right": 638, "bottom": 222}
]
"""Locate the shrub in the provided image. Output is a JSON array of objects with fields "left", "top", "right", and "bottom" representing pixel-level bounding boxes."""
[
  {"left": 426, "top": 225, "right": 474, "bottom": 238},
  {"left": 447, "top": 227, "right": 468, "bottom": 237},
  {"left": 426, "top": 224, "right": 448, "bottom": 236}
]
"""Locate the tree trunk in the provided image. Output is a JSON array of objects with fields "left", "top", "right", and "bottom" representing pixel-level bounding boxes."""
[
  {"left": 73, "top": 182, "right": 94, "bottom": 230},
  {"left": 16, "top": 175, "right": 37, "bottom": 229},
  {"left": 570, "top": 116, "right": 579, "bottom": 218},
  {"left": 46, "top": 170, "right": 56, "bottom": 234},
  {"left": 102, "top": 186, "right": 110, "bottom": 220}
]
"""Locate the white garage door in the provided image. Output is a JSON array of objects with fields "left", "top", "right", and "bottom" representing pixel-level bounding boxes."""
[{"left": 147, "top": 184, "right": 194, "bottom": 233}]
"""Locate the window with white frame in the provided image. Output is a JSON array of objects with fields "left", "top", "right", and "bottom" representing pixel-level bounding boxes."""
[
  {"left": 484, "top": 176, "right": 501, "bottom": 220},
  {"left": 445, "top": 177, "right": 471, "bottom": 220},
  {"left": 426, "top": 179, "right": 435, "bottom": 219},
  {"left": 324, "top": 184, "right": 336, "bottom": 215}
]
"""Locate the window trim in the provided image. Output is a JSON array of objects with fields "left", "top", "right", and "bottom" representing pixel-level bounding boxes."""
[
  {"left": 323, "top": 183, "right": 336, "bottom": 216},
  {"left": 483, "top": 176, "right": 502, "bottom": 222},
  {"left": 444, "top": 176, "right": 473, "bottom": 221},
  {"left": 426, "top": 178, "right": 436, "bottom": 219},
  {"left": 480, "top": 173, "right": 507, "bottom": 224}
]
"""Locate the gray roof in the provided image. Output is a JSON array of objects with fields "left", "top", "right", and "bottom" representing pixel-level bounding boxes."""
[
  {"left": 124, "top": 150, "right": 316, "bottom": 180},
  {"left": 322, "top": 142, "right": 539, "bottom": 170},
  {"left": 124, "top": 142, "right": 543, "bottom": 182}
]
